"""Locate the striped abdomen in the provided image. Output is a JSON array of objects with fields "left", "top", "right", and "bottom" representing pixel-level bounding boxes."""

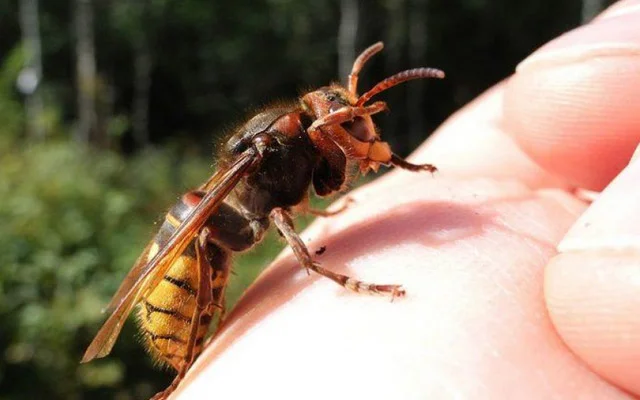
[{"left": 136, "top": 193, "right": 231, "bottom": 370}]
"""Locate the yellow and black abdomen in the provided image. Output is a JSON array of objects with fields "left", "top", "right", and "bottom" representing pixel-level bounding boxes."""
[{"left": 136, "top": 195, "right": 231, "bottom": 370}]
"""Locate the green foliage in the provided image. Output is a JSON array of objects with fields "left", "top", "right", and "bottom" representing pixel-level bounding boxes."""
[
  {"left": 0, "top": 140, "right": 286, "bottom": 399},
  {"left": 0, "top": 46, "right": 25, "bottom": 146}
]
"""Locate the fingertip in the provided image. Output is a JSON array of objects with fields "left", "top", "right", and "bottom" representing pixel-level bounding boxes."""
[
  {"left": 413, "top": 83, "right": 567, "bottom": 189},
  {"left": 545, "top": 251, "right": 640, "bottom": 396},
  {"left": 546, "top": 149, "right": 640, "bottom": 395},
  {"left": 594, "top": 0, "right": 640, "bottom": 21},
  {"left": 504, "top": 4, "right": 640, "bottom": 190}
]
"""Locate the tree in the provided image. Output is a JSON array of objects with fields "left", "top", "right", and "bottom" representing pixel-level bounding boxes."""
[
  {"left": 582, "top": 0, "right": 605, "bottom": 22},
  {"left": 17, "top": 0, "right": 44, "bottom": 139},
  {"left": 338, "top": 0, "right": 359, "bottom": 83},
  {"left": 74, "top": 0, "right": 97, "bottom": 145}
]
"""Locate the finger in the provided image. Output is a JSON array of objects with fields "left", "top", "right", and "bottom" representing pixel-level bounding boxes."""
[
  {"left": 504, "top": 0, "right": 640, "bottom": 191},
  {"left": 407, "top": 82, "right": 569, "bottom": 191},
  {"left": 595, "top": 0, "right": 640, "bottom": 20},
  {"left": 546, "top": 146, "right": 640, "bottom": 396},
  {"left": 174, "top": 176, "right": 623, "bottom": 399}
]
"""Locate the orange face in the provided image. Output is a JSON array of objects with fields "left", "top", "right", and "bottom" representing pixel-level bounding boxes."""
[
  {"left": 301, "top": 85, "right": 387, "bottom": 172},
  {"left": 302, "top": 85, "right": 378, "bottom": 139},
  {"left": 300, "top": 46, "right": 444, "bottom": 174}
]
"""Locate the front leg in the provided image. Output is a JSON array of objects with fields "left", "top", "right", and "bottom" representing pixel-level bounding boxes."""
[
  {"left": 306, "top": 102, "right": 388, "bottom": 159},
  {"left": 390, "top": 153, "right": 437, "bottom": 174},
  {"left": 270, "top": 208, "right": 405, "bottom": 298},
  {"left": 307, "top": 101, "right": 388, "bottom": 135}
]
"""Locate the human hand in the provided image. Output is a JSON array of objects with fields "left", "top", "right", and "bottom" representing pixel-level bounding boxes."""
[{"left": 175, "top": 1, "right": 640, "bottom": 398}]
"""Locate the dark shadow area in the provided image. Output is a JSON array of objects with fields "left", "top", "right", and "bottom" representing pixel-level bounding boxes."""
[{"left": 197, "top": 200, "right": 494, "bottom": 369}]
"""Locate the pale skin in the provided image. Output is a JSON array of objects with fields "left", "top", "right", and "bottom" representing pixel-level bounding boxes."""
[{"left": 173, "top": 1, "right": 640, "bottom": 398}]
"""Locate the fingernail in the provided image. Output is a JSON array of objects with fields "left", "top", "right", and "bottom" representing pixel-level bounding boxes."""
[
  {"left": 558, "top": 149, "right": 640, "bottom": 252},
  {"left": 595, "top": 0, "right": 640, "bottom": 21},
  {"left": 515, "top": 6, "right": 640, "bottom": 73},
  {"left": 516, "top": 40, "right": 640, "bottom": 74}
]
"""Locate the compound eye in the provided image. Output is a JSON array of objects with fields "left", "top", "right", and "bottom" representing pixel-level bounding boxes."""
[{"left": 326, "top": 93, "right": 347, "bottom": 113}]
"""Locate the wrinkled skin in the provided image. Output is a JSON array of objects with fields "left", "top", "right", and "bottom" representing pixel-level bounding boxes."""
[{"left": 174, "top": 1, "right": 640, "bottom": 398}]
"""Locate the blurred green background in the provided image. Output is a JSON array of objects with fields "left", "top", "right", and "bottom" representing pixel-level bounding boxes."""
[{"left": 0, "top": 0, "right": 613, "bottom": 398}]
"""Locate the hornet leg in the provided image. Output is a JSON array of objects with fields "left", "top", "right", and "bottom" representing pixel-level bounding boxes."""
[
  {"left": 390, "top": 153, "right": 437, "bottom": 173},
  {"left": 270, "top": 208, "right": 404, "bottom": 298}
]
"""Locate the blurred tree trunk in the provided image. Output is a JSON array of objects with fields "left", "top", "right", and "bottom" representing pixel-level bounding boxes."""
[
  {"left": 407, "top": 0, "right": 427, "bottom": 147},
  {"left": 383, "top": 0, "right": 406, "bottom": 150},
  {"left": 18, "top": 0, "right": 44, "bottom": 140},
  {"left": 132, "top": 0, "right": 153, "bottom": 148},
  {"left": 582, "top": 0, "right": 605, "bottom": 23},
  {"left": 338, "top": 0, "right": 359, "bottom": 84},
  {"left": 74, "top": 0, "right": 97, "bottom": 145},
  {"left": 384, "top": 0, "right": 405, "bottom": 87}
]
